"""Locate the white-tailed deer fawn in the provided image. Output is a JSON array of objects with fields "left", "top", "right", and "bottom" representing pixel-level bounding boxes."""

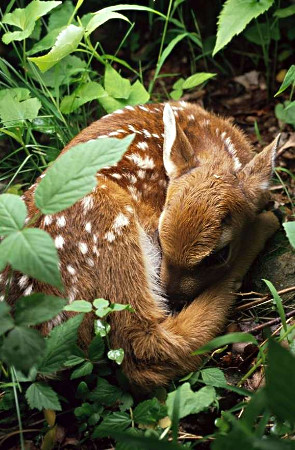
[{"left": 2, "top": 101, "right": 280, "bottom": 388}]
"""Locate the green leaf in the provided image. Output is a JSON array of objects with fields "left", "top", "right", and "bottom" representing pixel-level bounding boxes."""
[
  {"left": 88, "top": 335, "right": 105, "bottom": 361},
  {"left": 201, "top": 368, "right": 227, "bottom": 387},
  {"left": 94, "top": 319, "right": 111, "bottom": 337},
  {"left": 89, "top": 377, "right": 123, "bottom": 406},
  {"left": 26, "top": 26, "right": 65, "bottom": 56},
  {"left": 263, "top": 280, "right": 287, "bottom": 332},
  {"left": 274, "top": 5, "right": 295, "bottom": 18},
  {"left": 94, "top": 298, "right": 111, "bottom": 318},
  {"left": 60, "top": 82, "right": 107, "bottom": 114},
  {"left": 133, "top": 398, "right": 167, "bottom": 425},
  {"left": 275, "top": 101, "right": 295, "bottom": 126},
  {"left": 64, "top": 300, "right": 92, "bottom": 313},
  {"left": 85, "top": 11, "right": 130, "bottom": 37},
  {"left": 0, "top": 91, "right": 41, "bottom": 128},
  {"left": 70, "top": 361, "right": 93, "bottom": 379},
  {"left": 283, "top": 222, "right": 295, "bottom": 248},
  {"left": 2, "top": 1, "right": 61, "bottom": 44},
  {"left": 26, "top": 382, "right": 61, "bottom": 411},
  {"left": 182, "top": 72, "right": 216, "bottom": 89},
  {"left": 244, "top": 22, "right": 280, "bottom": 46},
  {"left": 0, "top": 194, "right": 27, "bottom": 236},
  {"left": 28, "top": 25, "right": 84, "bottom": 72},
  {"left": 92, "top": 412, "right": 131, "bottom": 438},
  {"left": 153, "top": 33, "right": 189, "bottom": 84},
  {"left": 64, "top": 355, "right": 85, "bottom": 367},
  {"left": 104, "top": 65, "right": 131, "bottom": 100},
  {"left": 14, "top": 294, "right": 66, "bottom": 326},
  {"left": 107, "top": 348, "right": 124, "bottom": 365},
  {"left": 35, "top": 135, "right": 134, "bottom": 214},
  {"left": 48, "top": 0, "right": 74, "bottom": 31},
  {"left": 38, "top": 314, "right": 83, "bottom": 373},
  {"left": 109, "top": 430, "right": 183, "bottom": 450},
  {"left": 275, "top": 65, "right": 295, "bottom": 96},
  {"left": 266, "top": 339, "right": 295, "bottom": 423},
  {"left": 0, "top": 302, "right": 14, "bottom": 336},
  {"left": 166, "top": 383, "right": 216, "bottom": 419},
  {"left": 213, "top": 0, "right": 275, "bottom": 55},
  {"left": 0, "top": 228, "right": 62, "bottom": 288},
  {"left": 193, "top": 332, "right": 257, "bottom": 355},
  {"left": 1, "top": 327, "right": 45, "bottom": 371},
  {"left": 111, "top": 303, "right": 134, "bottom": 313}
]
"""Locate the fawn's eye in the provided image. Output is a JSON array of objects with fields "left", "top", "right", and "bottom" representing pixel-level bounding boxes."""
[{"left": 202, "top": 243, "right": 231, "bottom": 267}]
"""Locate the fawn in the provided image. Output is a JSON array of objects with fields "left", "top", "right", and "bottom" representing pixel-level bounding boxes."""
[{"left": 2, "top": 101, "right": 280, "bottom": 388}]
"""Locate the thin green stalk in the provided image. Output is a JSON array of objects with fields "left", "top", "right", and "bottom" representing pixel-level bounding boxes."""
[
  {"left": 149, "top": 0, "right": 173, "bottom": 94},
  {"left": 11, "top": 368, "right": 25, "bottom": 450},
  {"left": 275, "top": 169, "right": 294, "bottom": 211}
]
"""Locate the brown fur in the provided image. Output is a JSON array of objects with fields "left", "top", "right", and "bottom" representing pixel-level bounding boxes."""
[{"left": 1, "top": 102, "right": 280, "bottom": 389}]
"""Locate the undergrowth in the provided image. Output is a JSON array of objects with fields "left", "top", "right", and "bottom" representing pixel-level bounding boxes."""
[{"left": 0, "top": 1, "right": 294, "bottom": 449}]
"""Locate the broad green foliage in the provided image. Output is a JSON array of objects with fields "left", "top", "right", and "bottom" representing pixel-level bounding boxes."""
[
  {"left": 275, "top": 65, "right": 295, "bottom": 96},
  {"left": 0, "top": 228, "right": 62, "bottom": 288},
  {"left": 0, "top": 194, "right": 27, "bottom": 236},
  {"left": 29, "top": 25, "right": 84, "bottom": 72},
  {"left": 26, "top": 382, "right": 61, "bottom": 411},
  {"left": 14, "top": 294, "right": 67, "bottom": 326},
  {"left": 60, "top": 82, "right": 106, "bottom": 114},
  {"left": 170, "top": 72, "right": 216, "bottom": 100},
  {"left": 283, "top": 222, "right": 295, "bottom": 248},
  {"left": 213, "top": 0, "right": 275, "bottom": 55},
  {"left": 35, "top": 134, "right": 134, "bottom": 214},
  {"left": 0, "top": 88, "right": 41, "bottom": 128},
  {"left": 2, "top": 1, "right": 61, "bottom": 44},
  {"left": 167, "top": 383, "right": 216, "bottom": 419},
  {"left": 193, "top": 332, "right": 258, "bottom": 355}
]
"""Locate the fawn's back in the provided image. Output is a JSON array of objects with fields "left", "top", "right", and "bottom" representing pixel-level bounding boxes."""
[{"left": 1, "top": 101, "right": 280, "bottom": 387}]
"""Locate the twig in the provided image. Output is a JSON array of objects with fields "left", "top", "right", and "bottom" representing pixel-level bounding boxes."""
[
  {"left": 236, "top": 286, "right": 295, "bottom": 311},
  {"left": 0, "top": 429, "right": 40, "bottom": 446},
  {"left": 247, "top": 310, "right": 295, "bottom": 334}
]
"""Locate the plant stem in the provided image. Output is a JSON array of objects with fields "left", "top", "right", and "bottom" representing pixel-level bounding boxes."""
[{"left": 11, "top": 368, "right": 25, "bottom": 450}]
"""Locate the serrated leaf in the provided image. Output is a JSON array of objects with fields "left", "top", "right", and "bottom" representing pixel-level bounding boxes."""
[
  {"left": 1, "top": 326, "right": 45, "bottom": 371},
  {"left": 133, "top": 398, "right": 167, "bottom": 425},
  {"left": 85, "top": 11, "right": 130, "bottom": 37},
  {"left": 89, "top": 377, "right": 123, "bottom": 405},
  {"left": 107, "top": 348, "right": 124, "bottom": 365},
  {"left": 0, "top": 302, "right": 14, "bottom": 336},
  {"left": 2, "top": 1, "right": 61, "bottom": 44},
  {"left": 28, "top": 25, "right": 84, "bottom": 72},
  {"left": 26, "top": 382, "right": 61, "bottom": 411},
  {"left": 64, "top": 355, "right": 85, "bottom": 367},
  {"left": 213, "top": 0, "right": 275, "bottom": 55},
  {"left": 64, "top": 300, "right": 92, "bottom": 313},
  {"left": 15, "top": 294, "right": 66, "bottom": 326},
  {"left": 283, "top": 221, "right": 295, "bottom": 248},
  {"left": 201, "top": 368, "right": 227, "bottom": 387},
  {"left": 166, "top": 383, "right": 216, "bottom": 419},
  {"left": 26, "top": 26, "right": 65, "bottom": 56},
  {"left": 70, "top": 361, "right": 93, "bottom": 379},
  {"left": 48, "top": 1, "right": 74, "bottom": 31},
  {"left": 193, "top": 332, "right": 257, "bottom": 355},
  {"left": 0, "top": 91, "right": 41, "bottom": 128},
  {"left": 0, "top": 194, "right": 27, "bottom": 236},
  {"left": 35, "top": 135, "right": 134, "bottom": 214},
  {"left": 60, "top": 81, "right": 107, "bottom": 114},
  {"left": 182, "top": 72, "right": 216, "bottom": 89},
  {"left": 274, "top": 5, "right": 295, "bottom": 18},
  {"left": 88, "top": 335, "right": 105, "bottom": 361},
  {"left": 0, "top": 228, "right": 62, "bottom": 288},
  {"left": 92, "top": 412, "right": 131, "bottom": 438},
  {"left": 38, "top": 314, "right": 83, "bottom": 373}
]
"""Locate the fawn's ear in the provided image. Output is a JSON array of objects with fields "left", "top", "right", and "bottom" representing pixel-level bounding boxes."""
[
  {"left": 163, "top": 104, "right": 199, "bottom": 179},
  {"left": 238, "top": 134, "right": 281, "bottom": 208}
]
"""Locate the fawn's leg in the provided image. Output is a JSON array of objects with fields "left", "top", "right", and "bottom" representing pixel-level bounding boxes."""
[{"left": 122, "top": 211, "right": 280, "bottom": 387}]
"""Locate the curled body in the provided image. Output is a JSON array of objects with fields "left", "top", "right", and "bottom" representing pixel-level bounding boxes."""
[{"left": 1, "top": 101, "right": 280, "bottom": 388}]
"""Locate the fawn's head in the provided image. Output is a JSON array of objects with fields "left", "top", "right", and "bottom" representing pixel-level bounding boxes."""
[{"left": 159, "top": 104, "right": 280, "bottom": 309}]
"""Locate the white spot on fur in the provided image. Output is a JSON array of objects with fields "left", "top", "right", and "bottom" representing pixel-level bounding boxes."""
[
  {"left": 188, "top": 114, "right": 195, "bottom": 121},
  {"left": 180, "top": 101, "right": 187, "bottom": 107},
  {"left": 125, "top": 106, "right": 135, "bottom": 111},
  {"left": 104, "top": 231, "right": 116, "bottom": 242},
  {"left": 40, "top": 173, "right": 46, "bottom": 178},
  {"left": 163, "top": 104, "right": 177, "bottom": 177},
  {"left": 18, "top": 275, "right": 29, "bottom": 288},
  {"left": 127, "top": 185, "right": 140, "bottom": 201},
  {"left": 221, "top": 133, "right": 242, "bottom": 172},
  {"left": 152, "top": 133, "right": 160, "bottom": 139},
  {"left": 44, "top": 215, "right": 52, "bottom": 226},
  {"left": 126, "top": 154, "right": 155, "bottom": 169},
  {"left": 93, "top": 235, "right": 98, "bottom": 244},
  {"left": 93, "top": 245, "right": 100, "bottom": 256},
  {"left": 128, "top": 124, "right": 141, "bottom": 134},
  {"left": 79, "top": 242, "right": 88, "bottom": 254},
  {"left": 85, "top": 222, "right": 92, "bottom": 233},
  {"left": 24, "top": 284, "right": 33, "bottom": 296},
  {"left": 57, "top": 216, "right": 66, "bottom": 227},
  {"left": 68, "top": 287, "right": 78, "bottom": 303},
  {"left": 111, "top": 173, "right": 122, "bottom": 179},
  {"left": 87, "top": 258, "right": 95, "bottom": 267},
  {"left": 67, "top": 265, "right": 76, "bottom": 275},
  {"left": 137, "top": 142, "right": 148, "bottom": 151},
  {"left": 125, "top": 205, "right": 133, "bottom": 213},
  {"left": 113, "top": 213, "right": 129, "bottom": 232},
  {"left": 82, "top": 196, "right": 94, "bottom": 213},
  {"left": 114, "top": 109, "right": 124, "bottom": 114},
  {"left": 142, "top": 129, "right": 152, "bottom": 138},
  {"left": 260, "top": 181, "right": 269, "bottom": 190},
  {"left": 97, "top": 134, "right": 109, "bottom": 138},
  {"left": 139, "top": 105, "right": 149, "bottom": 111},
  {"left": 137, "top": 170, "right": 146, "bottom": 179},
  {"left": 55, "top": 235, "right": 64, "bottom": 249},
  {"left": 125, "top": 173, "right": 137, "bottom": 184}
]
